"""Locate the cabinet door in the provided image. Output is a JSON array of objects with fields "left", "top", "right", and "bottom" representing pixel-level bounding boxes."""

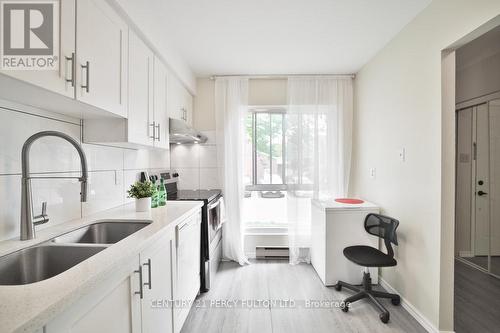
[
  {"left": 0, "top": 0, "right": 75, "bottom": 98},
  {"left": 175, "top": 212, "right": 201, "bottom": 332},
  {"left": 128, "top": 30, "right": 154, "bottom": 147},
  {"left": 140, "top": 231, "right": 175, "bottom": 333},
  {"left": 184, "top": 88, "right": 193, "bottom": 126},
  {"left": 76, "top": 0, "right": 128, "bottom": 117},
  {"left": 46, "top": 258, "right": 142, "bottom": 333},
  {"left": 154, "top": 57, "right": 170, "bottom": 149},
  {"left": 167, "top": 74, "right": 183, "bottom": 121}
]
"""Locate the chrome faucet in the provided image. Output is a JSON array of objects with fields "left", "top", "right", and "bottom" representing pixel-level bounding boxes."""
[{"left": 20, "top": 131, "right": 88, "bottom": 240}]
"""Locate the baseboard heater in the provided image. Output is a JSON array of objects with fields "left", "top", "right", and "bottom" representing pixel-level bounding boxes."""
[{"left": 256, "top": 246, "right": 289, "bottom": 259}]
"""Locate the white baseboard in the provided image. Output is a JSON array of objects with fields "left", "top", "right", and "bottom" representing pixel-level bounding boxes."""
[
  {"left": 458, "top": 251, "right": 473, "bottom": 258},
  {"left": 379, "top": 278, "right": 448, "bottom": 333}
]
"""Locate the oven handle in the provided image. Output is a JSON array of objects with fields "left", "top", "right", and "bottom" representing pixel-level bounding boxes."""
[{"left": 208, "top": 198, "right": 221, "bottom": 211}]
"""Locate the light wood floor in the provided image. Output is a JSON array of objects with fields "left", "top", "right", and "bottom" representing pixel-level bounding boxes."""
[{"left": 181, "top": 260, "right": 425, "bottom": 333}]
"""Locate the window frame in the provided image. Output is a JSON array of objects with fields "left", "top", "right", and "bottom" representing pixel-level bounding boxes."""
[{"left": 246, "top": 106, "right": 287, "bottom": 191}]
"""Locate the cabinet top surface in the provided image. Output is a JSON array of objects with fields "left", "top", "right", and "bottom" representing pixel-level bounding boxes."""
[
  {"left": 312, "top": 198, "right": 379, "bottom": 211},
  {"left": 0, "top": 201, "right": 203, "bottom": 333}
]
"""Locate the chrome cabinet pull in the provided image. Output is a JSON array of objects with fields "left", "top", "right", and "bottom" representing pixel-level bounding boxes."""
[
  {"left": 155, "top": 123, "right": 160, "bottom": 141},
  {"left": 149, "top": 122, "right": 156, "bottom": 140},
  {"left": 65, "top": 53, "right": 75, "bottom": 87},
  {"left": 143, "top": 259, "right": 152, "bottom": 289},
  {"left": 134, "top": 266, "right": 143, "bottom": 299},
  {"left": 81, "top": 61, "right": 90, "bottom": 93}
]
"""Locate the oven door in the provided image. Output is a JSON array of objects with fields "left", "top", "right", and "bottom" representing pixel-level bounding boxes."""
[{"left": 207, "top": 197, "right": 222, "bottom": 243}]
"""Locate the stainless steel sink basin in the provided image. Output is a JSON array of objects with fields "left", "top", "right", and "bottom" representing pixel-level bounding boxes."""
[
  {"left": 0, "top": 245, "right": 106, "bottom": 285},
  {"left": 53, "top": 221, "right": 150, "bottom": 244}
]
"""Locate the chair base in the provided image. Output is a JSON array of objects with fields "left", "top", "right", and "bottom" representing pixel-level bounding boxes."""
[{"left": 335, "top": 271, "right": 400, "bottom": 324}]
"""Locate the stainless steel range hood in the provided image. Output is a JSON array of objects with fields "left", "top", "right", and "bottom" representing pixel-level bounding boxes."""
[{"left": 169, "top": 118, "right": 208, "bottom": 144}]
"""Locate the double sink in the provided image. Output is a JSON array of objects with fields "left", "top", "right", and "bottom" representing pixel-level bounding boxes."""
[{"left": 0, "top": 221, "right": 150, "bottom": 285}]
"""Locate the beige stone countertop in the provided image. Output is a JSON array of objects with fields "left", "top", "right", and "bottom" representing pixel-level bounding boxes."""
[{"left": 0, "top": 201, "right": 203, "bottom": 333}]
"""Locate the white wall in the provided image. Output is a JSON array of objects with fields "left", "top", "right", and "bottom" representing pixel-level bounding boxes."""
[
  {"left": 0, "top": 100, "right": 170, "bottom": 242},
  {"left": 350, "top": 0, "right": 500, "bottom": 330}
]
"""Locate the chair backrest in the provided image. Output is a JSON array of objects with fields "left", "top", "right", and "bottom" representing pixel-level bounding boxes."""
[{"left": 364, "top": 213, "right": 399, "bottom": 257}]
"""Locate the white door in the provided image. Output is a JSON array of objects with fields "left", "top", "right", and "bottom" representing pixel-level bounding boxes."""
[
  {"left": 475, "top": 103, "right": 490, "bottom": 256},
  {"left": 128, "top": 30, "right": 154, "bottom": 147},
  {"left": 140, "top": 232, "right": 175, "bottom": 333},
  {"left": 489, "top": 99, "right": 500, "bottom": 261},
  {"left": 0, "top": 0, "right": 75, "bottom": 98},
  {"left": 76, "top": 0, "right": 128, "bottom": 117},
  {"left": 154, "top": 57, "right": 170, "bottom": 149}
]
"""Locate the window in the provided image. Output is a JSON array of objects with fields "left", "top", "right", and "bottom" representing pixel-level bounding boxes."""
[{"left": 244, "top": 108, "right": 286, "bottom": 191}]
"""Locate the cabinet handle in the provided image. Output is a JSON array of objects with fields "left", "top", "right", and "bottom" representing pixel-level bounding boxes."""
[
  {"left": 81, "top": 61, "right": 90, "bottom": 93},
  {"left": 134, "top": 266, "right": 143, "bottom": 299},
  {"left": 155, "top": 123, "right": 160, "bottom": 141},
  {"left": 143, "top": 258, "right": 152, "bottom": 290},
  {"left": 65, "top": 53, "right": 75, "bottom": 87},
  {"left": 149, "top": 122, "right": 156, "bottom": 140}
]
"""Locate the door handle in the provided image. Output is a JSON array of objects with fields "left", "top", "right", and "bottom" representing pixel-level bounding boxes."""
[
  {"left": 149, "top": 122, "right": 156, "bottom": 140},
  {"left": 134, "top": 265, "right": 143, "bottom": 299},
  {"left": 155, "top": 123, "right": 160, "bottom": 141},
  {"left": 65, "top": 53, "right": 75, "bottom": 87},
  {"left": 143, "top": 259, "right": 152, "bottom": 290},
  {"left": 81, "top": 61, "right": 90, "bottom": 93},
  {"left": 478, "top": 191, "right": 488, "bottom": 196}
]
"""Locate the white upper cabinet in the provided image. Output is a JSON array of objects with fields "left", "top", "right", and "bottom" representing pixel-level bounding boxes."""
[
  {"left": 76, "top": 0, "right": 128, "bottom": 117},
  {"left": 168, "top": 74, "right": 193, "bottom": 126},
  {"left": 0, "top": 0, "right": 76, "bottom": 98},
  {"left": 154, "top": 57, "right": 170, "bottom": 149},
  {"left": 128, "top": 30, "right": 154, "bottom": 147}
]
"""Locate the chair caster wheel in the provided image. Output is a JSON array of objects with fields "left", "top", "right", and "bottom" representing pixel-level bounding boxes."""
[
  {"left": 335, "top": 284, "right": 342, "bottom": 291},
  {"left": 380, "top": 312, "right": 390, "bottom": 323},
  {"left": 391, "top": 296, "right": 401, "bottom": 305},
  {"left": 341, "top": 303, "right": 349, "bottom": 312}
]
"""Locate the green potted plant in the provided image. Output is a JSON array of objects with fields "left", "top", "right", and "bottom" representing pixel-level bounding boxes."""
[{"left": 127, "top": 181, "right": 157, "bottom": 212}]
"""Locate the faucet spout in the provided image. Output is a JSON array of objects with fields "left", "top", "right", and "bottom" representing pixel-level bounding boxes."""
[{"left": 20, "top": 131, "right": 89, "bottom": 240}]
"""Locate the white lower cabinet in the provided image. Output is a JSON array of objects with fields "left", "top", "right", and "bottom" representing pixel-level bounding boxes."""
[
  {"left": 45, "top": 210, "right": 201, "bottom": 333},
  {"left": 174, "top": 212, "right": 201, "bottom": 332},
  {"left": 140, "top": 231, "right": 176, "bottom": 333},
  {"left": 45, "top": 257, "right": 142, "bottom": 333}
]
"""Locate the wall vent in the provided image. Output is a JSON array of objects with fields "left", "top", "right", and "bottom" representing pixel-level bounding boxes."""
[{"left": 256, "top": 246, "right": 289, "bottom": 259}]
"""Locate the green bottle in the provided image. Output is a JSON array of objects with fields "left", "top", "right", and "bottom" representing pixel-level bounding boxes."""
[
  {"left": 158, "top": 179, "right": 166, "bottom": 206},
  {"left": 151, "top": 181, "right": 158, "bottom": 208}
]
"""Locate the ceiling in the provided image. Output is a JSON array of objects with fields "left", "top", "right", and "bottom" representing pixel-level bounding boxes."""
[{"left": 118, "top": 0, "right": 431, "bottom": 77}]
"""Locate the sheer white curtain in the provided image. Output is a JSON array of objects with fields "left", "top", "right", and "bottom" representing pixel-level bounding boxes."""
[
  {"left": 286, "top": 77, "right": 353, "bottom": 264},
  {"left": 215, "top": 78, "right": 250, "bottom": 265}
]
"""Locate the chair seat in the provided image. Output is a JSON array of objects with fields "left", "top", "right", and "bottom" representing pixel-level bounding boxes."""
[{"left": 343, "top": 245, "right": 397, "bottom": 267}]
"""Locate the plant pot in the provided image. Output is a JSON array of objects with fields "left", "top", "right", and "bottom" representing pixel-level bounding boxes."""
[{"left": 135, "top": 197, "right": 152, "bottom": 212}]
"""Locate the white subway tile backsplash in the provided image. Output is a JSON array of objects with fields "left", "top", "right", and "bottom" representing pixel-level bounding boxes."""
[
  {"left": 0, "top": 104, "right": 171, "bottom": 242},
  {"left": 176, "top": 168, "right": 200, "bottom": 190},
  {"left": 82, "top": 170, "right": 124, "bottom": 217},
  {"left": 0, "top": 109, "right": 81, "bottom": 175},
  {"left": 83, "top": 144, "right": 124, "bottom": 171},
  {"left": 124, "top": 149, "right": 150, "bottom": 170},
  {"left": 149, "top": 150, "right": 171, "bottom": 169},
  {"left": 199, "top": 168, "right": 219, "bottom": 190},
  {"left": 171, "top": 144, "right": 199, "bottom": 168},
  {"left": 199, "top": 145, "right": 218, "bottom": 168}
]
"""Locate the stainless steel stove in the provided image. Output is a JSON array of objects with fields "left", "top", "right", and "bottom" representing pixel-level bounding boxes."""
[{"left": 146, "top": 171, "right": 222, "bottom": 293}]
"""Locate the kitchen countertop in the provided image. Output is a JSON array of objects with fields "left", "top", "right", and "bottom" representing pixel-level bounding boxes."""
[{"left": 0, "top": 201, "right": 203, "bottom": 333}]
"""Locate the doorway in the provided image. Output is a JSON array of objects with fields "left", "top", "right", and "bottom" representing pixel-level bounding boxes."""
[{"left": 456, "top": 100, "right": 500, "bottom": 276}]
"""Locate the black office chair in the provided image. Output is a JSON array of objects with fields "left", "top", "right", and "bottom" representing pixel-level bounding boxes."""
[{"left": 335, "top": 213, "right": 401, "bottom": 323}]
